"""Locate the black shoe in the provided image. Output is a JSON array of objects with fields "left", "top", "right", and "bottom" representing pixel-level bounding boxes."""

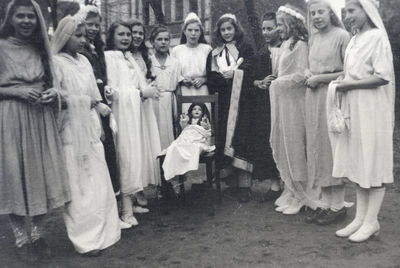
[
  {"left": 316, "top": 207, "right": 347, "bottom": 225},
  {"left": 32, "top": 238, "right": 52, "bottom": 260},
  {"left": 304, "top": 208, "right": 325, "bottom": 223},
  {"left": 261, "top": 189, "right": 282, "bottom": 202},
  {"left": 238, "top": 188, "right": 251, "bottom": 203}
]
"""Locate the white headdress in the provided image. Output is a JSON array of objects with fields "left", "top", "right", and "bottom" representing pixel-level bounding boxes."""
[
  {"left": 184, "top": 12, "right": 202, "bottom": 26},
  {"left": 277, "top": 5, "right": 306, "bottom": 24},
  {"left": 76, "top": 5, "right": 100, "bottom": 21},
  {"left": 307, "top": 0, "right": 345, "bottom": 36},
  {"left": 218, "top": 13, "right": 237, "bottom": 23}
]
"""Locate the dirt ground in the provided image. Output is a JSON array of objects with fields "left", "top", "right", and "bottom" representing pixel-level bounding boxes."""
[{"left": 1, "top": 127, "right": 400, "bottom": 268}]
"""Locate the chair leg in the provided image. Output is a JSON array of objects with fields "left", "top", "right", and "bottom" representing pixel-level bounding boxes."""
[
  {"left": 215, "top": 171, "right": 222, "bottom": 203},
  {"left": 206, "top": 159, "right": 216, "bottom": 216},
  {"left": 179, "top": 175, "right": 185, "bottom": 202}
]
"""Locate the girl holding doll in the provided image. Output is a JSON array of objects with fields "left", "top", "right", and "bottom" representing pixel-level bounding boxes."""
[
  {"left": 332, "top": 0, "right": 395, "bottom": 243},
  {"left": 207, "top": 13, "right": 255, "bottom": 202},
  {"left": 51, "top": 15, "right": 120, "bottom": 256},
  {"left": 269, "top": 5, "right": 317, "bottom": 214},
  {"left": 104, "top": 21, "right": 160, "bottom": 227},
  {"left": 150, "top": 25, "right": 182, "bottom": 150},
  {"left": 304, "top": 0, "right": 351, "bottom": 225}
]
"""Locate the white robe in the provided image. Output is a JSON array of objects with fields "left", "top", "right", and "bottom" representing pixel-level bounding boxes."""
[{"left": 54, "top": 53, "right": 120, "bottom": 254}]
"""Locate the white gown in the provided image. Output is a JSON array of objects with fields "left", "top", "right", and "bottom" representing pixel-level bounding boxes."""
[{"left": 54, "top": 53, "right": 120, "bottom": 254}]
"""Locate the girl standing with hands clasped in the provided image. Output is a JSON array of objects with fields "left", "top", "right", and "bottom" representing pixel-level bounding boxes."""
[
  {"left": 171, "top": 12, "right": 212, "bottom": 113},
  {"left": 332, "top": 0, "right": 395, "bottom": 243},
  {"left": 0, "top": 0, "right": 70, "bottom": 259},
  {"left": 105, "top": 22, "right": 160, "bottom": 227},
  {"left": 207, "top": 14, "right": 255, "bottom": 202},
  {"left": 304, "top": 0, "right": 350, "bottom": 225},
  {"left": 51, "top": 15, "right": 121, "bottom": 256},
  {"left": 150, "top": 25, "right": 182, "bottom": 150},
  {"left": 269, "top": 5, "right": 317, "bottom": 214}
]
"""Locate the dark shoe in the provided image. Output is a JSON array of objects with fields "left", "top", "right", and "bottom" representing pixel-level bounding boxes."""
[
  {"left": 261, "top": 189, "right": 283, "bottom": 202},
  {"left": 32, "top": 238, "right": 52, "bottom": 260},
  {"left": 82, "top": 249, "right": 102, "bottom": 257},
  {"left": 304, "top": 208, "right": 325, "bottom": 223},
  {"left": 191, "top": 183, "right": 206, "bottom": 194},
  {"left": 238, "top": 188, "right": 251, "bottom": 203},
  {"left": 316, "top": 207, "right": 347, "bottom": 225}
]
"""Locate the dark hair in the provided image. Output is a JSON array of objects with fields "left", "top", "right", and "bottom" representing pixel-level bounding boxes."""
[
  {"left": 180, "top": 19, "right": 208, "bottom": 45},
  {"left": 213, "top": 16, "right": 244, "bottom": 47},
  {"left": 105, "top": 21, "right": 131, "bottom": 51},
  {"left": 128, "top": 19, "right": 153, "bottom": 80},
  {"left": 187, "top": 102, "right": 211, "bottom": 126},
  {"left": 262, "top": 12, "right": 276, "bottom": 23},
  {"left": 277, "top": 6, "right": 308, "bottom": 50},
  {"left": 0, "top": 0, "right": 53, "bottom": 88},
  {"left": 149, "top": 24, "right": 169, "bottom": 43}
]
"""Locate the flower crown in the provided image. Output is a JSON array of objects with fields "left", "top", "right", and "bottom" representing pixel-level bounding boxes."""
[
  {"left": 277, "top": 6, "right": 306, "bottom": 24},
  {"left": 219, "top": 13, "right": 237, "bottom": 23}
]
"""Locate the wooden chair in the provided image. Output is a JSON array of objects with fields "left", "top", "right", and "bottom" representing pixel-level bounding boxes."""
[{"left": 158, "top": 93, "right": 222, "bottom": 206}]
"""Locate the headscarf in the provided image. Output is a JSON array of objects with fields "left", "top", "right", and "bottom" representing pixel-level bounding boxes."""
[
  {"left": 307, "top": 0, "right": 345, "bottom": 36},
  {"left": 0, "top": 0, "right": 57, "bottom": 90},
  {"left": 51, "top": 15, "right": 85, "bottom": 54}
]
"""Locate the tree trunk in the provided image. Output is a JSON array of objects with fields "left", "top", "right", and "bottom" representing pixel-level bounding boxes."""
[
  {"left": 148, "top": 0, "right": 166, "bottom": 24},
  {"left": 243, "top": 0, "right": 265, "bottom": 50}
]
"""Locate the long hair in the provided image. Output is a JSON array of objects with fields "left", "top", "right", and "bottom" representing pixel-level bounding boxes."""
[
  {"left": 277, "top": 7, "right": 308, "bottom": 50},
  {"left": 105, "top": 21, "right": 131, "bottom": 51},
  {"left": 128, "top": 19, "right": 153, "bottom": 80},
  {"left": 0, "top": 0, "right": 53, "bottom": 88},
  {"left": 213, "top": 16, "right": 245, "bottom": 47},
  {"left": 187, "top": 102, "right": 211, "bottom": 126},
  {"left": 180, "top": 19, "right": 208, "bottom": 45}
]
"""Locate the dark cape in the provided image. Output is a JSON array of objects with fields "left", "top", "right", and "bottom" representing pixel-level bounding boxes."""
[{"left": 81, "top": 42, "right": 120, "bottom": 193}]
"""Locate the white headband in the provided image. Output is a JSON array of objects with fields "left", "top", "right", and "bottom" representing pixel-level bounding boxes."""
[
  {"left": 277, "top": 6, "right": 306, "bottom": 24},
  {"left": 219, "top": 13, "right": 237, "bottom": 23}
]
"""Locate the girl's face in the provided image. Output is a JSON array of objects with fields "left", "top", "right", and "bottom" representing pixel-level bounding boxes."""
[
  {"left": 131, "top": 25, "right": 144, "bottom": 49},
  {"left": 309, "top": 3, "right": 332, "bottom": 31},
  {"left": 153, "top": 31, "right": 170, "bottom": 54},
  {"left": 191, "top": 105, "right": 203, "bottom": 119},
  {"left": 85, "top": 15, "right": 101, "bottom": 41},
  {"left": 344, "top": 1, "right": 369, "bottom": 32},
  {"left": 64, "top": 25, "right": 86, "bottom": 55},
  {"left": 262, "top": 19, "right": 279, "bottom": 44},
  {"left": 11, "top": 6, "right": 37, "bottom": 39},
  {"left": 220, "top": 21, "right": 235, "bottom": 43},
  {"left": 276, "top": 15, "right": 289, "bottom": 40},
  {"left": 184, "top": 22, "right": 201, "bottom": 46},
  {"left": 113, "top": 25, "right": 132, "bottom": 51}
]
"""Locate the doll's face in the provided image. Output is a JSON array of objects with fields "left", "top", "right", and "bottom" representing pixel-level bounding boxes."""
[
  {"left": 153, "top": 31, "right": 170, "bottom": 54},
  {"left": 220, "top": 21, "right": 235, "bottom": 43},
  {"left": 131, "top": 25, "right": 145, "bottom": 49},
  {"left": 191, "top": 105, "right": 203, "bottom": 119},
  {"left": 85, "top": 15, "right": 101, "bottom": 41},
  {"left": 309, "top": 3, "right": 333, "bottom": 31},
  {"left": 11, "top": 6, "right": 37, "bottom": 39}
]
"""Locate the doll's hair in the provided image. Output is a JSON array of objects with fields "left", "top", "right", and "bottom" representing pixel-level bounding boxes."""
[
  {"left": 180, "top": 20, "right": 208, "bottom": 45},
  {"left": 105, "top": 21, "right": 131, "bottom": 51},
  {"left": 128, "top": 19, "right": 154, "bottom": 80},
  {"left": 149, "top": 24, "right": 170, "bottom": 43},
  {"left": 213, "top": 16, "right": 245, "bottom": 47},
  {"left": 277, "top": 6, "right": 308, "bottom": 50},
  {"left": 187, "top": 102, "right": 211, "bottom": 126}
]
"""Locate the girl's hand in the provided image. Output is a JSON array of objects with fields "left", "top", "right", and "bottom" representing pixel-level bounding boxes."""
[
  {"left": 335, "top": 80, "right": 353, "bottom": 92},
  {"left": 201, "top": 116, "right": 211, "bottom": 130},
  {"left": 192, "top": 77, "right": 206, "bottom": 89},
  {"left": 104, "top": 85, "right": 114, "bottom": 99},
  {"left": 222, "top": 70, "right": 234, "bottom": 79},
  {"left": 16, "top": 87, "right": 42, "bottom": 102},
  {"left": 40, "top": 88, "right": 58, "bottom": 104},
  {"left": 96, "top": 103, "right": 112, "bottom": 117},
  {"left": 141, "top": 81, "right": 160, "bottom": 99},
  {"left": 91, "top": 99, "right": 100, "bottom": 109},
  {"left": 304, "top": 69, "right": 312, "bottom": 79},
  {"left": 305, "top": 75, "right": 322, "bottom": 89},
  {"left": 182, "top": 77, "right": 193, "bottom": 87}
]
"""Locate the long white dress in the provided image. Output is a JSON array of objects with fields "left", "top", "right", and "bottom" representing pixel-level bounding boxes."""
[
  {"left": 331, "top": 29, "right": 394, "bottom": 188},
  {"left": 171, "top": 43, "right": 212, "bottom": 113},
  {"left": 151, "top": 54, "right": 182, "bottom": 150},
  {"left": 54, "top": 53, "right": 120, "bottom": 254},
  {"left": 105, "top": 51, "right": 161, "bottom": 191}
]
